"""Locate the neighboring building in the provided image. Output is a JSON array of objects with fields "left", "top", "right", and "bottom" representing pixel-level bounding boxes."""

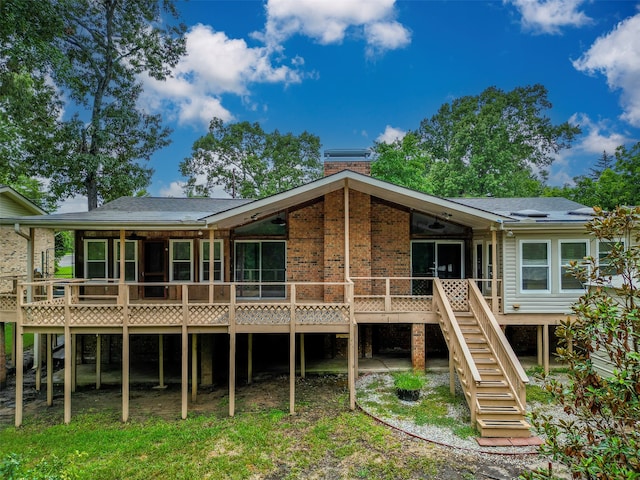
[
  {"left": 0, "top": 161, "right": 599, "bottom": 437},
  {"left": 0, "top": 185, "right": 55, "bottom": 301}
]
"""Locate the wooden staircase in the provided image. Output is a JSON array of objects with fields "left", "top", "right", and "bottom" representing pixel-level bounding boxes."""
[{"left": 434, "top": 279, "right": 531, "bottom": 438}]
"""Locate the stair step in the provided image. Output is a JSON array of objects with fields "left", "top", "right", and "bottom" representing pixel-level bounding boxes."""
[
  {"left": 478, "top": 380, "right": 509, "bottom": 388},
  {"left": 477, "top": 419, "right": 532, "bottom": 438},
  {"left": 473, "top": 357, "right": 497, "bottom": 365},
  {"left": 477, "top": 392, "right": 515, "bottom": 401},
  {"left": 477, "top": 404, "right": 520, "bottom": 414}
]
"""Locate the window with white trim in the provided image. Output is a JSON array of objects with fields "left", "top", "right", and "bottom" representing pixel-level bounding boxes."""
[
  {"left": 234, "top": 240, "right": 286, "bottom": 298},
  {"left": 169, "top": 239, "right": 193, "bottom": 281},
  {"left": 200, "top": 240, "right": 223, "bottom": 282},
  {"left": 114, "top": 240, "right": 138, "bottom": 282},
  {"left": 84, "top": 239, "right": 108, "bottom": 279},
  {"left": 598, "top": 240, "right": 625, "bottom": 276},
  {"left": 559, "top": 240, "right": 588, "bottom": 291},
  {"left": 520, "top": 240, "right": 550, "bottom": 292}
]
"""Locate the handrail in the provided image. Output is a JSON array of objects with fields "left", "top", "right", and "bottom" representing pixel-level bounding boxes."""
[
  {"left": 467, "top": 280, "right": 529, "bottom": 409},
  {"left": 433, "top": 279, "right": 482, "bottom": 386}
]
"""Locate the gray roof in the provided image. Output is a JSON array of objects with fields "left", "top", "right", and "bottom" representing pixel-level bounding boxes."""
[
  {"left": 450, "top": 197, "right": 594, "bottom": 222},
  {"left": 2, "top": 196, "right": 253, "bottom": 229}
]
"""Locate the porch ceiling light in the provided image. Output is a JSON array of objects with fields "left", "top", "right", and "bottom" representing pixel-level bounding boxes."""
[
  {"left": 428, "top": 220, "right": 445, "bottom": 230},
  {"left": 271, "top": 216, "right": 286, "bottom": 226}
]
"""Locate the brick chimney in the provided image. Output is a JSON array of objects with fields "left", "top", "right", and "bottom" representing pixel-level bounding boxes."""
[{"left": 323, "top": 149, "right": 372, "bottom": 176}]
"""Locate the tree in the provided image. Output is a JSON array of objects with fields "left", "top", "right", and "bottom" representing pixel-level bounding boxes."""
[
  {"left": 614, "top": 141, "right": 640, "bottom": 207},
  {"left": 527, "top": 206, "right": 640, "bottom": 479},
  {"left": 589, "top": 150, "right": 615, "bottom": 180},
  {"left": 412, "top": 84, "right": 580, "bottom": 197},
  {"left": 1, "top": 0, "right": 186, "bottom": 210},
  {"left": 181, "top": 118, "right": 323, "bottom": 199},
  {"left": 371, "top": 132, "right": 429, "bottom": 192}
]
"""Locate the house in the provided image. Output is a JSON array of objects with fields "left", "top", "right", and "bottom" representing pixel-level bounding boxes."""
[
  {"left": 0, "top": 158, "right": 599, "bottom": 437},
  {"left": 0, "top": 185, "right": 55, "bottom": 388}
]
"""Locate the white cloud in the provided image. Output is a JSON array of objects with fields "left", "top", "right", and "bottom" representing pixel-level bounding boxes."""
[
  {"left": 573, "top": 13, "right": 640, "bottom": 127},
  {"left": 158, "top": 181, "right": 187, "bottom": 198},
  {"left": 569, "top": 113, "right": 632, "bottom": 154},
  {"left": 506, "top": 0, "right": 592, "bottom": 34},
  {"left": 140, "top": 24, "right": 303, "bottom": 128},
  {"left": 261, "top": 0, "right": 411, "bottom": 55},
  {"left": 376, "top": 125, "right": 406, "bottom": 144}
]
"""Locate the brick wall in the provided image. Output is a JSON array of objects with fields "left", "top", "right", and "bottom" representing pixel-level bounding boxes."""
[
  {"left": 349, "top": 190, "right": 371, "bottom": 295},
  {"left": 287, "top": 201, "right": 324, "bottom": 300},
  {"left": 323, "top": 161, "right": 371, "bottom": 176},
  {"left": 323, "top": 190, "right": 345, "bottom": 302},
  {"left": 371, "top": 201, "right": 410, "bottom": 295},
  {"left": 0, "top": 226, "right": 55, "bottom": 291}
]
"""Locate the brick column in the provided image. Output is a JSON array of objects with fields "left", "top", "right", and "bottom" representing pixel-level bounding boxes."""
[{"left": 411, "top": 324, "right": 426, "bottom": 371}]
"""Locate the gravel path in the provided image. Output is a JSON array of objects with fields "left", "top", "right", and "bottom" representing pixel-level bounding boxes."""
[{"left": 356, "top": 370, "right": 572, "bottom": 475}]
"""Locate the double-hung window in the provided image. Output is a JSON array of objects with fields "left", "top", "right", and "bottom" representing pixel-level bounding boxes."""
[
  {"left": 84, "top": 239, "right": 108, "bottom": 279},
  {"left": 559, "top": 240, "right": 588, "bottom": 291},
  {"left": 114, "top": 240, "right": 138, "bottom": 282},
  {"left": 598, "top": 240, "right": 624, "bottom": 276},
  {"left": 200, "top": 240, "right": 223, "bottom": 282},
  {"left": 520, "top": 240, "right": 550, "bottom": 293},
  {"left": 170, "top": 239, "right": 193, "bottom": 281}
]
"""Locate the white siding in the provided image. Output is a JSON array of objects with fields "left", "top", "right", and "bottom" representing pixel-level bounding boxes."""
[{"left": 502, "top": 232, "right": 590, "bottom": 314}]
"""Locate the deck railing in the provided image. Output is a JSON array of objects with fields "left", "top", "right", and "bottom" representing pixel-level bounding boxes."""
[
  {"left": 16, "top": 280, "right": 353, "bottom": 329},
  {"left": 467, "top": 280, "right": 529, "bottom": 409}
]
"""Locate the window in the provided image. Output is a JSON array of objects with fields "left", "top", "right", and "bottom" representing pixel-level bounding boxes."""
[
  {"left": 234, "top": 241, "right": 286, "bottom": 298},
  {"left": 84, "top": 239, "right": 108, "bottom": 279},
  {"left": 200, "top": 240, "right": 223, "bottom": 282},
  {"left": 559, "top": 240, "right": 588, "bottom": 291},
  {"left": 114, "top": 240, "right": 138, "bottom": 282},
  {"left": 598, "top": 240, "right": 624, "bottom": 276},
  {"left": 520, "top": 240, "right": 550, "bottom": 292},
  {"left": 169, "top": 240, "right": 193, "bottom": 281}
]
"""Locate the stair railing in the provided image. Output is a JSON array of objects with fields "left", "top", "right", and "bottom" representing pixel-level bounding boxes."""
[
  {"left": 467, "top": 280, "right": 529, "bottom": 411},
  {"left": 433, "top": 278, "right": 482, "bottom": 421}
]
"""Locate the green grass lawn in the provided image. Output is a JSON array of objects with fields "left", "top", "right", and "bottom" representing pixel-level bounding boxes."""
[
  {"left": 0, "top": 384, "right": 448, "bottom": 480},
  {"left": 3, "top": 324, "right": 33, "bottom": 356},
  {"left": 54, "top": 266, "right": 73, "bottom": 278}
]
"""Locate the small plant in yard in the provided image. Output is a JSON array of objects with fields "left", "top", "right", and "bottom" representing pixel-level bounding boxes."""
[{"left": 393, "top": 370, "right": 426, "bottom": 401}]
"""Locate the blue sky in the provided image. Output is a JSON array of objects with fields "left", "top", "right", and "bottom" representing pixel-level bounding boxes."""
[{"left": 58, "top": 0, "right": 640, "bottom": 212}]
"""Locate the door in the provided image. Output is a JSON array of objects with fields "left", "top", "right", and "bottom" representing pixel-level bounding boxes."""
[
  {"left": 235, "top": 241, "right": 286, "bottom": 298},
  {"left": 143, "top": 240, "right": 166, "bottom": 298},
  {"left": 411, "top": 241, "right": 464, "bottom": 294}
]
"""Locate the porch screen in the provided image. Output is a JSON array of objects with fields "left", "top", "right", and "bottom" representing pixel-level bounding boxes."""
[{"left": 234, "top": 241, "right": 286, "bottom": 298}]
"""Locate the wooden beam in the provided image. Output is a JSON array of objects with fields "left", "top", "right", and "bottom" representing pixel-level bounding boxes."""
[
  {"left": 64, "top": 287, "right": 72, "bottom": 424},
  {"left": 15, "top": 308, "right": 24, "bottom": 427},
  {"left": 96, "top": 334, "right": 101, "bottom": 390},
  {"left": 47, "top": 333, "right": 53, "bottom": 406},
  {"left": 191, "top": 333, "right": 198, "bottom": 403},
  {"left": 299, "top": 333, "right": 305, "bottom": 379},
  {"left": 247, "top": 333, "right": 253, "bottom": 385},
  {"left": 229, "top": 285, "right": 236, "bottom": 417},
  {"left": 158, "top": 334, "right": 165, "bottom": 388},
  {"left": 543, "top": 324, "right": 550, "bottom": 375},
  {"left": 71, "top": 334, "right": 77, "bottom": 393},
  {"left": 181, "top": 285, "right": 189, "bottom": 419},
  {"left": 290, "top": 285, "right": 296, "bottom": 415},
  {"left": 122, "top": 293, "right": 130, "bottom": 422},
  {"left": 491, "top": 229, "right": 498, "bottom": 314}
]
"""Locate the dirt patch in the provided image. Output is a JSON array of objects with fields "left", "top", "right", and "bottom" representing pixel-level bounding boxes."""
[{"left": 1, "top": 364, "right": 541, "bottom": 479}]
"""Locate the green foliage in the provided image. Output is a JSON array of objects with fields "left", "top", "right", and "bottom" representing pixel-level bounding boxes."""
[
  {"left": 1, "top": 0, "right": 187, "bottom": 210},
  {"left": 0, "top": 452, "right": 86, "bottom": 480},
  {"left": 392, "top": 370, "right": 426, "bottom": 391},
  {"left": 372, "top": 84, "right": 579, "bottom": 197},
  {"left": 54, "top": 231, "right": 74, "bottom": 261},
  {"left": 181, "top": 117, "right": 323, "bottom": 199},
  {"left": 525, "top": 206, "right": 640, "bottom": 479}
]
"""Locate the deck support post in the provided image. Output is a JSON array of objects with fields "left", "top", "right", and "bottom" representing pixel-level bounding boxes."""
[
  {"left": 96, "top": 334, "right": 101, "bottom": 390},
  {"left": 449, "top": 348, "right": 455, "bottom": 396},
  {"left": 543, "top": 324, "right": 550, "bottom": 375},
  {"left": 247, "top": 333, "right": 253, "bottom": 385},
  {"left": 158, "top": 334, "right": 165, "bottom": 388},
  {"left": 122, "top": 289, "right": 130, "bottom": 423},
  {"left": 15, "top": 286, "right": 24, "bottom": 427},
  {"left": 181, "top": 285, "right": 189, "bottom": 419},
  {"left": 64, "top": 286, "right": 72, "bottom": 424},
  {"left": 290, "top": 285, "right": 296, "bottom": 415},
  {"left": 35, "top": 338, "right": 42, "bottom": 392},
  {"left": 229, "top": 285, "right": 236, "bottom": 417},
  {"left": 537, "top": 325, "right": 543, "bottom": 366},
  {"left": 191, "top": 334, "right": 198, "bottom": 402},
  {"left": 47, "top": 333, "right": 53, "bottom": 406},
  {"left": 300, "top": 333, "right": 305, "bottom": 379},
  {"left": 15, "top": 328, "right": 23, "bottom": 426}
]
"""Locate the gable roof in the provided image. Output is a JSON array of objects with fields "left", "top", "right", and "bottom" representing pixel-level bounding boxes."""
[
  {"left": 0, "top": 171, "right": 593, "bottom": 231},
  {"left": 0, "top": 185, "right": 47, "bottom": 216}
]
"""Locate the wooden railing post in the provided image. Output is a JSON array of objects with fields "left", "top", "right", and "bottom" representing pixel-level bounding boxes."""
[
  {"left": 229, "top": 284, "right": 236, "bottom": 417},
  {"left": 182, "top": 284, "right": 189, "bottom": 419},
  {"left": 289, "top": 284, "right": 296, "bottom": 415},
  {"left": 64, "top": 285, "right": 72, "bottom": 424},
  {"left": 384, "top": 278, "right": 391, "bottom": 312}
]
